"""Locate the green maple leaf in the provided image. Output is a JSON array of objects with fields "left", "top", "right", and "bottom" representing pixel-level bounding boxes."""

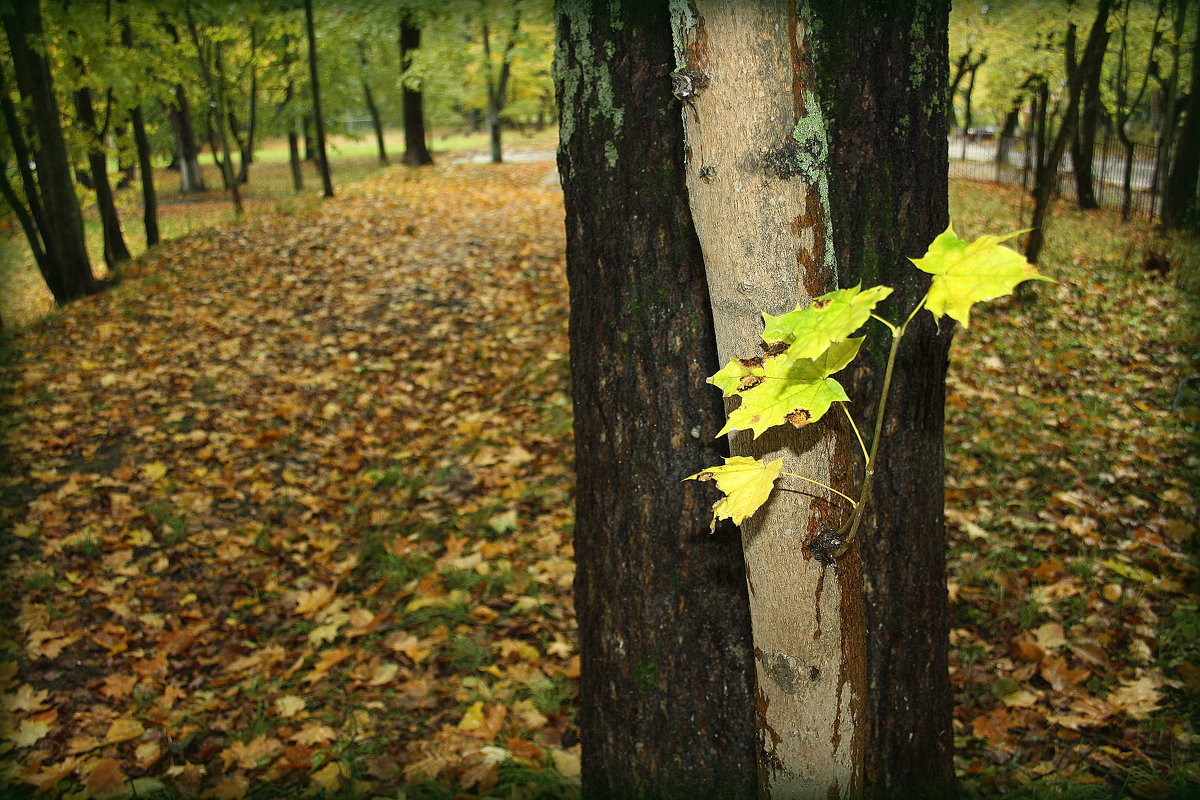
[
  {"left": 760, "top": 285, "right": 893, "bottom": 357},
  {"left": 717, "top": 337, "right": 862, "bottom": 438},
  {"left": 911, "top": 225, "right": 1052, "bottom": 328},
  {"left": 686, "top": 456, "right": 783, "bottom": 529},
  {"left": 708, "top": 356, "right": 767, "bottom": 397}
]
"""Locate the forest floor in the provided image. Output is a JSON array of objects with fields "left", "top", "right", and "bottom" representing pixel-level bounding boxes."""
[{"left": 1, "top": 153, "right": 1199, "bottom": 800}]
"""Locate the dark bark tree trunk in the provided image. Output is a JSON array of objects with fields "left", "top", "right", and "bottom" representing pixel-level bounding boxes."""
[
  {"left": 1162, "top": 0, "right": 1200, "bottom": 229},
  {"left": 1070, "top": 16, "right": 1107, "bottom": 210},
  {"left": 810, "top": 2, "right": 956, "bottom": 793},
  {"left": 946, "top": 49, "right": 972, "bottom": 130},
  {"left": 399, "top": 15, "right": 433, "bottom": 166},
  {"left": 304, "top": 0, "right": 334, "bottom": 198},
  {"left": 74, "top": 84, "right": 132, "bottom": 274},
  {"left": 1026, "top": 0, "right": 1113, "bottom": 264},
  {"left": 167, "top": 84, "right": 206, "bottom": 193},
  {"left": 555, "top": 2, "right": 758, "bottom": 797},
  {"left": 121, "top": 19, "right": 159, "bottom": 245},
  {"left": 1, "top": 0, "right": 99, "bottom": 304}
]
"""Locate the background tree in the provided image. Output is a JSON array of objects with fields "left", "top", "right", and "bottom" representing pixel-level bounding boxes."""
[
  {"left": 0, "top": 0, "right": 99, "bottom": 304},
  {"left": 1162, "top": 0, "right": 1200, "bottom": 228},
  {"left": 399, "top": 5, "right": 433, "bottom": 166},
  {"left": 304, "top": 0, "right": 333, "bottom": 197}
]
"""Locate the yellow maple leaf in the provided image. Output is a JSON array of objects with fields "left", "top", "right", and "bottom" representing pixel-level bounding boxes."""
[
  {"left": 141, "top": 462, "right": 168, "bottom": 481},
  {"left": 274, "top": 695, "right": 306, "bottom": 719},
  {"left": 311, "top": 761, "right": 347, "bottom": 793},
  {"left": 9, "top": 718, "right": 51, "bottom": 747},
  {"left": 105, "top": 717, "right": 145, "bottom": 744}
]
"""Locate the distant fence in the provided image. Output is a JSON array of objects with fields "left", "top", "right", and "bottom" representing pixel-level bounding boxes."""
[{"left": 948, "top": 131, "right": 1162, "bottom": 220}]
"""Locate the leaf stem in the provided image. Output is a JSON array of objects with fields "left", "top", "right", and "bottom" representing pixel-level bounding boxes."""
[
  {"left": 841, "top": 403, "right": 869, "bottom": 463},
  {"left": 832, "top": 291, "right": 928, "bottom": 558},
  {"left": 780, "top": 471, "right": 858, "bottom": 508}
]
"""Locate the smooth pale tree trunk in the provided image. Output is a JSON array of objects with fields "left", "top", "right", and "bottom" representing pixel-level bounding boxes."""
[
  {"left": 673, "top": 0, "right": 957, "bottom": 795},
  {"left": 672, "top": 3, "right": 859, "bottom": 794},
  {"left": 305, "top": 0, "right": 334, "bottom": 198},
  {"left": 1, "top": 0, "right": 99, "bottom": 304},
  {"left": 555, "top": 2, "right": 758, "bottom": 797},
  {"left": 399, "top": 16, "right": 433, "bottom": 166}
]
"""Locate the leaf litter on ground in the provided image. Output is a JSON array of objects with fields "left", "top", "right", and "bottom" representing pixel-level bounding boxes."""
[
  {"left": 0, "top": 164, "right": 1197, "bottom": 799},
  {"left": 1, "top": 161, "right": 578, "bottom": 799}
]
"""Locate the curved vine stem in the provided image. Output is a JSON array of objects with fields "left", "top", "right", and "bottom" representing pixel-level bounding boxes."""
[
  {"left": 780, "top": 471, "right": 858, "bottom": 508},
  {"left": 841, "top": 404, "right": 869, "bottom": 463},
  {"left": 831, "top": 294, "right": 926, "bottom": 558}
]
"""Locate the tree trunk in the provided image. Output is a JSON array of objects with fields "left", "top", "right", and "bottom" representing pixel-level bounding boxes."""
[
  {"left": 1, "top": 0, "right": 99, "bottom": 304},
  {"left": 1026, "top": 0, "right": 1113, "bottom": 265},
  {"left": 1071, "top": 19, "right": 1106, "bottom": 210},
  {"left": 1162, "top": 0, "right": 1200, "bottom": 229},
  {"left": 167, "top": 85, "right": 206, "bottom": 193},
  {"left": 74, "top": 84, "right": 132, "bottom": 274},
  {"left": 672, "top": 0, "right": 954, "bottom": 795},
  {"left": 810, "top": 2, "right": 957, "bottom": 792},
  {"left": 481, "top": 13, "right": 520, "bottom": 164},
  {"left": 186, "top": 14, "right": 243, "bottom": 216},
  {"left": 359, "top": 39, "right": 388, "bottom": 166},
  {"left": 555, "top": 2, "right": 758, "bottom": 797},
  {"left": 399, "top": 15, "right": 433, "bottom": 166},
  {"left": 304, "top": 0, "right": 334, "bottom": 198}
]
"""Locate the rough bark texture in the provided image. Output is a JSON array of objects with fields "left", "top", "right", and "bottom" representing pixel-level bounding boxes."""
[
  {"left": 2, "top": 0, "right": 99, "bottom": 304},
  {"left": 1162, "top": 0, "right": 1200, "bottom": 230},
  {"left": 399, "top": 17, "right": 434, "bottom": 167},
  {"left": 555, "top": 2, "right": 758, "bottom": 798},
  {"left": 810, "top": 1, "right": 956, "bottom": 795},
  {"left": 672, "top": 2, "right": 862, "bottom": 795}
]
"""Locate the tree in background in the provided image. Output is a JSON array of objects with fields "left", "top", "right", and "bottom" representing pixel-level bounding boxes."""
[
  {"left": 559, "top": 0, "right": 956, "bottom": 795},
  {"left": 1163, "top": 0, "right": 1200, "bottom": 229},
  {"left": 119, "top": 17, "right": 160, "bottom": 247},
  {"left": 0, "top": 0, "right": 99, "bottom": 304},
  {"left": 304, "top": 0, "right": 334, "bottom": 197},
  {"left": 399, "top": 6, "right": 434, "bottom": 166}
]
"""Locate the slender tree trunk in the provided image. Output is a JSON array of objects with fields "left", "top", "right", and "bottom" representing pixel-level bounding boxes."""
[
  {"left": 1026, "top": 0, "right": 1113, "bottom": 264},
  {"left": 303, "top": 113, "right": 315, "bottom": 161},
  {"left": 946, "top": 50, "right": 971, "bottom": 131},
  {"left": 283, "top": 78, "right": 304, "bottom": 191},
  {"left": 399, "top": 15, "right": 433, "bottom": 166},
  {"left": 74, "top": 84, "right": 132, "bottom": 274},
  {"left": 186, "top": 11, "right": 242, "bottom": 216},
  {"left": 481, "top": 13, "right": 520, "bottom": 164},
  {"left": 304, "top": 0, "right": 334, "bottom": 198},
  {"left": 359, "top": 40, "right": 388, "bottom": 165},
  {"left": 122, "top": 18, "right": 159, "bottom": 246},
  {"left": 556, "top": 2, "right": 758, "bottom": 797},
  {"left": 1162, "top": 0, "right": 1200, "bottom": 229},
  {"left": 1, "top": 0, "right": 99, "bottom": 304}
]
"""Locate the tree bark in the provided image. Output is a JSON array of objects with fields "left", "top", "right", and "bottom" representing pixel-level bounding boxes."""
[
  {"left": 1070, "top": 16, "right": 1107, "bottom": 210},
  {"left": 122, "top": 16, "right": 160, "bottom": 246},
  {"left": 481, "top": 13, "right": 520, "bottom": 164},
  {"left": 399, "top": 15, "right": 434, "bottom": 166},
  {"left": 1, "top": 0, "right": 99, "bottom": 304},
  {"left": 185, "top": 9, "right": 243, "bottom": 215},
  {"left": 1026, "top": 0, "right": 1113, "bottom": 264},
  {"left": 161, "top": 20, "right": 206, "bottom": 194},
  {"left": 1162, "top": 0, "right": 1200, "bottom": 229},
  {"left": 304, "top": 0, "right": 334, "bottom": 198},
  {"left": 555, "top": 2, "right": 758, "bottom": 797},
  {"left": 810, "top": 1, "right": 955, "bottom": 793}
]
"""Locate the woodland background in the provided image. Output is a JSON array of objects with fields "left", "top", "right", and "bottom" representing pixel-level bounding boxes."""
[{"left": 0, "top": 0, "right": 1199, "bottom": 798}]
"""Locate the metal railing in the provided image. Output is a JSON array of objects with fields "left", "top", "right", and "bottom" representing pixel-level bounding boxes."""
[{"left": 949, "top": 131, "right": 1163, "bottom": 219}]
